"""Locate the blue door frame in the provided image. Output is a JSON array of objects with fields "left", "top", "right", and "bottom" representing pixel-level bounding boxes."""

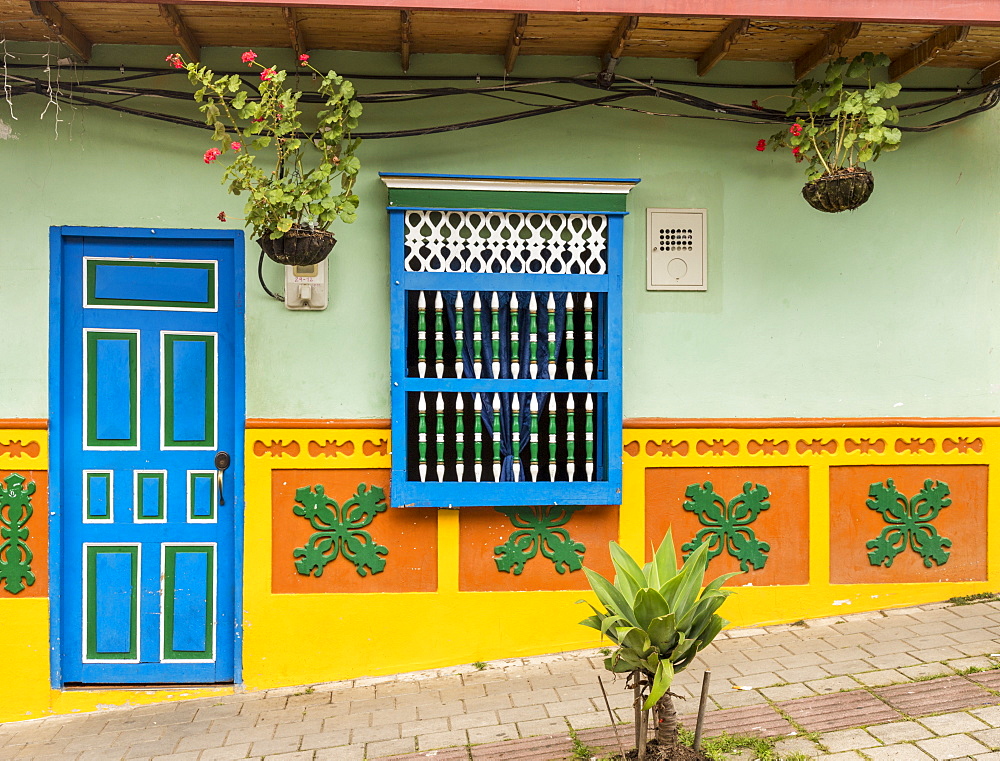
[{"left": 49, "top": 227, "right": 245, "bottom": 685}]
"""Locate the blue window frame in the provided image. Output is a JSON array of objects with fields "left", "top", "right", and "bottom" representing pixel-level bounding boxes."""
[{"left": 383, "top": 174, "right": 638, "bottom": 508}]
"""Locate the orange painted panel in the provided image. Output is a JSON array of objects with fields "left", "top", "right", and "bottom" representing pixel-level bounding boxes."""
[
  {"left": 645, "top": 467, "right": 809, "bottom": 587},
  {"left": 271, "top": 469, "right": 437, "bottom": 594},
  {"left": 0, "top": 470, "right": 48, "bottom": 599},
  {"left": 459, "top": 505, "right": 618, "bottom": 591},
  {"left": 829, "top": 465, "right": 987, "bottom": 584}
]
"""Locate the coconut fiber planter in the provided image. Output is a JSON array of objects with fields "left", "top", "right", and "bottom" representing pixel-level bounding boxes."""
[
  {"left": 801, "top": 168, "right": 875, "bottom": 213},
  {"left": 257, "top": 227, "right": 336, "bottom": 266}
]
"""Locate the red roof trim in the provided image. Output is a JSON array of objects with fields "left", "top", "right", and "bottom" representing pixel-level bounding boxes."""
[{"left": 82, "top": 0, "right": 1000, "bottom": 26}]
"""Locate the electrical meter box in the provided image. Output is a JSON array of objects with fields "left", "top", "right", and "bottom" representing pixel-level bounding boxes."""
[
  {"left": 284, "top": 260, "right": 329, "bottom": 311},
  {"left": 646, "top": 208, "right": 707, "bottom": 291}
]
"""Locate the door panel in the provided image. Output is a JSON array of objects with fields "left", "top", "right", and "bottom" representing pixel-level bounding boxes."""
[{"left": 53, "top": 228, "right": 244, "bottom": 684}]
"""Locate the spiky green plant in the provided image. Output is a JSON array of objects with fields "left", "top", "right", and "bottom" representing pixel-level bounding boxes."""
[{"left": 579, "top": 530, "right": 737, "bottom": 758}]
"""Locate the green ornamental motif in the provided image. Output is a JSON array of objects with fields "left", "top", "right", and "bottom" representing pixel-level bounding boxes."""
[
  {"left": 292, "top": 483, "right": 389, "bottom": 578},
  {"left": 0, "top": 473, "right": 36, "bottom": 595},
  {"left": 681, "top": 481, "right": 771, "bottom": 572},
  {"left": 494, "top": 506, "right": 586, "bottom": 575},
  {"left": 865, "top": 479, "right": 952, "bottom": 568}
]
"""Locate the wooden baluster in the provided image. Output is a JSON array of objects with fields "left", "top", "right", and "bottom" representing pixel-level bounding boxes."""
[
  {"left": 435, "top": 392, "right": 446, "bottom": 482},
  {"left": 472, "top": 292, "right": 483, "bottom": 379},
  {"left": 418, "top": 391, "right": 428, "bottom": 482},
  {"left": 455, "top": 393, "right": 465, "bottom": 482},
  {"left": 434, "top": 290, "right": 445, "bottom": 379},
  {"left": 584, "top": 292, "right": 594, "bottom": 380},
  {"left": 417, "top": 291, "right": 427, "bottom": 378},
  {"left": 492, "top": 392, "right": 502, "bottom": 483},
  {"left": 548, "top": 394, "right": 558, "bottom": 481},
  {"left": 473, "top": 393, "right": 483, "bottom": 483},
  {"left": 566, "top": 394, "right": 576, "bottom": 482},
  {"left": 585, "top": 393, "right": 595, "bottom": 481},
  {"left": 491, "top": 292, "right": 501, "bottom": 379},
  {"left": 454, "top": 291, "right": 465, "bottom": 379}
]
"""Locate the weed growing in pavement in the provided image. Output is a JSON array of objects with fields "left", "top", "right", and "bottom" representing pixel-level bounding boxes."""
[
  {"left": 472, "top": 661, "right": 487, "bottom": 671},
  {"left": 569, "top": 728, "right": 601, "bottom": 760},
  {"left": 600, "top": 647, "right": 612, "bottom": 656},
  {"left": 949, "top": 592, "right": 1000, "bottom": 606}
]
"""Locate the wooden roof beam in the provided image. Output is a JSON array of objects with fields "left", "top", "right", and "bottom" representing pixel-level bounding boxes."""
[
  {"left": 794, "top": 22, "right": 861, "bottom": 81},
  {"left": 504, "top": 12, "right": 528, "bottom": 74},
  {"left": 281, "top": 7, "right": 307, "bottom": 59},
  {"left": 400, "top": 9, "right": 412, "bottom": 73},
  {"left": 889, "top": 25, "right": 970, "bottom": 81},
  {"left": 158, "top": 4, "right": 199, "bottom": 62},
  {"left": 28, "top": 1, "right": 91, "bottom": 62},
  {"left": 597, "top": 14, "right": 638, "bottom": 86},
  {"left": 697, "top": 17, "right": 749, "bottom": 76}
]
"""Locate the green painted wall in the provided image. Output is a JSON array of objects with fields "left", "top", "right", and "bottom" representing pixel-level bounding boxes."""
[{"left": 1, "top": 44, "right": 998, "bottom": 420}]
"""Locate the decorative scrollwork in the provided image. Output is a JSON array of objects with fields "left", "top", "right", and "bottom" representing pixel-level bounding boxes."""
[
  {"left": 846, "top": 438, "right": 886, "bottom": 454},
  {"left": 493, "top": 505, "right": 586, "bottom": 575},
  {"left": 796, "top": 439, "right": 837, "bottom": 454},
  {"left": 943, "top": 437, "right": 983, "bottom": 454},
  {"left": 647, "top": 440, "right": 690, "bottom": 457},
  {"left": 747, "top": 439, "right": 789, "bottom": 455},
  {"left": 363, "top": 438, "right": 389, "bottom": 456},
  {"left": 0, "top": 440, "right": 40, "bottom": 459},
  {"left": 681, "top": 481, "right": 771, "bottom": 572},
  {"left": 307, "top": 440, "right": 355, "bottom": 458},
  {"left": 894, "top": 438, "right": 935, "bottom": 454},
  {"left": 253, "top": 439, "right": 301, "bottom": 457},
  {"left": 696, "top": 439, "right": 739, "bottom": 456},
  {"left": 0, "top": 473, "right": 36, "bottom": 594},
  {"left": 292, "top": 483, "right": 388, "bottom": 578},
  {"left": 865, "top": 479, "right": 952, "bottom": 569}
]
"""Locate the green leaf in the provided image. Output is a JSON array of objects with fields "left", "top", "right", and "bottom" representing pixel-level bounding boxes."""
[
  {"left": 609, "top": 542, "right": 647, "bottom": 593},
  {"left": 583, "top": 568, "right": 638, "bottom": 628},
  {"left": 633, "top": 588, "right": 670, "bottom": 630},
  {"left": 652, "top": 528, "right": 678, "bottom": 585},
  {"left": 643, "top": 660, "right": 676, "bottom": 709}
]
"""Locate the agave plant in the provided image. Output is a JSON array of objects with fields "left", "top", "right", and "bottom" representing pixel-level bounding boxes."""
[{"left": 580, "top": 530, "right": 736, "bottom": 758}]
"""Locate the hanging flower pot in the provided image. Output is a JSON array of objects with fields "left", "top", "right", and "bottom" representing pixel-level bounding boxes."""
[
  {"left": 801, "top": 167, "right": 875, "bottom": 213},
  {"left": 257, "top": 226, "right": 336, "bottom": 266}
]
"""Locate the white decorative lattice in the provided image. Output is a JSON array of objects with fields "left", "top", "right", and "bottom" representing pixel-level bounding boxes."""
[{"left": 404, "top": 210, "right": 608, "bottom": 275}]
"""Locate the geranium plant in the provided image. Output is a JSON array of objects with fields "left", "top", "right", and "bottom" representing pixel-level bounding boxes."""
[
  {"left": 758, "top": 52, "right": 902, "bottom": 212},
  {"left": 167, "top": 51, "right": 361, "bottom": 262}
]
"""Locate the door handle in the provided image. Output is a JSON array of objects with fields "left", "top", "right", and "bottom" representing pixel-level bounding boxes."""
[{"left": 214, "top": 451, "right": 231, "bottom": 506}]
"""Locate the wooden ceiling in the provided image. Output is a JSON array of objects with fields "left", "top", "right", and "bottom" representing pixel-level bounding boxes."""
[{"left": 3, "top": 0, "right": 1000, "bottom": 83}]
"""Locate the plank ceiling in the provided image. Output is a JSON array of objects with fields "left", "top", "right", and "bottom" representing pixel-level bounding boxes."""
[{"left": 3, "top": 1, "right": 1000, "bottom": 82}]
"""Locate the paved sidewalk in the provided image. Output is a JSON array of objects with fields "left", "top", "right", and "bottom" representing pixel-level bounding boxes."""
[{"left": 5, "top": 598, "right": 1000, "bottom": 760}]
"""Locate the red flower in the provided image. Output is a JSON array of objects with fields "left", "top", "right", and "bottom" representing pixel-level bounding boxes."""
[
  {"left": 755, "top": 139, "right": 767, "bottom": 152},
  {"left": 751, "top": 99, "right": 762, "bottom": 111},
  {"left": 790, "top": 123, "right": 803, "bottom": 137},
  {"left": 217, "top": 211, "right": 227, "bottom": 222},
  {"left": 260, "top": 68, "right": 275, "bottom": 82},
  {"left": 165, "top": 53, "right": 184, "bottom": 69},
  {"left": 203, "top": 147, "right": 222, "bottom": 164},
  {"left": 241, "top": 50, "right": 257, "bottom": 66},
  {"left": 230, "top": 141, "right": 242, "bottom": 151},
  {"left": 792, "top": 146, "right": 801, "bottom": 155},
  {"left": 298, "top": 54, "right": 310, "bottom": 65}
]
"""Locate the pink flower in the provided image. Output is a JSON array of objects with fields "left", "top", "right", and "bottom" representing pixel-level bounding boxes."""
[
  {"left": 217, "top": 211, "right": 227, "bottom": 222},
  {"left": 790, "top": 123, "right": 803, "bottom": 137},
  {"left": 298, "top": 54, "right": 310, "bottom": 65},
  {"left": 792, "top": 146, "right": 801, "bottom": 155},
  {"left": 241, "top": 50, "right": 257, "bottom": 66},
  {"left": 260, "top": 68, "right": 275, "bottom": 82},
  {"left": 203, "top": 148, "right": 222, "bottom": 164},
  {"left": 230, "top": 141, "right": 242, "bottom": 151},
  {"left": 165, "top": 53, "right": 184, "bottom": 69},
  {"left": 755, "top": 139, "right": 767, "bottom": 152}
]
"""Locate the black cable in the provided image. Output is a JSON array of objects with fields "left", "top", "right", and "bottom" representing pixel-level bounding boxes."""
[{"left": 257, "top": 249, "right": 284, "bottom": 302}]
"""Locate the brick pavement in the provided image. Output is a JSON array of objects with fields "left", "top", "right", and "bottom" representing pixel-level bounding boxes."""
[{"left": 4, "top": 599, "right": 1000, "bottom": 759}]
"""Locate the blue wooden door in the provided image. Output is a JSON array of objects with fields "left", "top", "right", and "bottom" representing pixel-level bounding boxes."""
[{"left": 51, "top": 227, "right": 244, "bottom": 684}]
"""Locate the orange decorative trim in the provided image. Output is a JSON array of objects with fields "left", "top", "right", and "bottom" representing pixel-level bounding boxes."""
[
  {"left": 624, "top": 417, "right": 1000, "bottom": 429},
  {"left": 0, "top": 419, "right": 48, "bottom": 430},
  {"left": 246, "top": 418, "right": 391, "bottom": 429}
]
